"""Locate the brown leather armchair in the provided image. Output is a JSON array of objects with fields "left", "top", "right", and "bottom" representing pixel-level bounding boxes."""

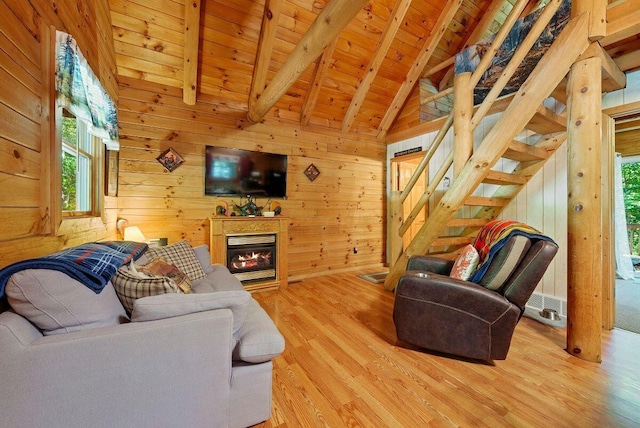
[{"left": 393, "top": 228, "right": 558, "bottom": 361}]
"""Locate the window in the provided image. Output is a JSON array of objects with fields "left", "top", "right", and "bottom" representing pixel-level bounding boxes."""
[{"left": 60, "top": 109, "right": 102, "bottom": 217}]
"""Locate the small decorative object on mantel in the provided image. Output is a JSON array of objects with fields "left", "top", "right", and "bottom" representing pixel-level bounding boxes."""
[
  {"left": 304, "top": 163, "right": 320, "bottom": 181},
  {"left": 156, "top": 147, "right": 184, "bottom": 172}
]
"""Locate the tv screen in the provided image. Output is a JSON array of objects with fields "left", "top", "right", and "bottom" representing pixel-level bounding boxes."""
[{"left": 205, "top": 146, "right": 287, "bottom": 197}]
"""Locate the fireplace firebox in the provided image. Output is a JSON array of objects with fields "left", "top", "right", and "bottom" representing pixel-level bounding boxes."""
[{"left": 226, "top": 234, "right": 277, "bottom": 283}]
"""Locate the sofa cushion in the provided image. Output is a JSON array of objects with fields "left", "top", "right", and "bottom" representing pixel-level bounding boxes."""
[
  {"left": 137, "top": 257, "right": 192, "bottom": 294},
  {"left": 192, "top": 245, "right": 215, "bottom": 274},
  {"left": 112, "top": 265, "right": 181, "bottom": 313},
  {"left": 131, "top": 290, "right": 251, "bottom": 335},
  {"left": 145, "top": 240, "right": 206, "bottom": 281},
  {"left": 5, "top": 269, "right": 127, "bottom": 335},
  {"left": 192, "top": 264, "right": 245, "bottom": 293},
  {"left": 449, "top": 244, "right": 479, "bottom": 280},
  {"left": 233, "top": 299, "right": 285, "bottom": 363}
]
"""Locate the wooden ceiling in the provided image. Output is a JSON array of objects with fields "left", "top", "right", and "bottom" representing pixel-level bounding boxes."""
[{"left": 109, "top": 0, "right": 640, "bottom": 139}]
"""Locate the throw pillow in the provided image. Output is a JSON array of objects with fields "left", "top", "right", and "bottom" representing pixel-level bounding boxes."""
[
  {"left": 138, "top": 257, "right": 192, "bottom": 294},
  {"left": 145, "top": 240, "right": 206, "bottom": 281},
  {"left": 112, "top": 265, "right": 180, "bottom": 313},
  {"left": 5, "top": 269, "right": 127, "bottom": 335},
  {"left": 130, "top": 290, "right": 251, "bottom": 335},
  {"left": 449, "top": 244, "right": 479, "bottom": 280}
]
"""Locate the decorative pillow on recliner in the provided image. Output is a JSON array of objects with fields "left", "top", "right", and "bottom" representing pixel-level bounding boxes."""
[
  {"left": 477, "top": 235, "right": 531, "bottom": 290},
  {"left": 449, "top": 244, "right": 479, "bottom": 280},
  {"left": 130, "top": 290, "right": 251, "bottom": 335},
  {"left": 5, "top": 269, "right": 127, "bottom": 335},
  {"left": 112, "top": 264, "right": 181, "bottom": 313},
  {"left": 145, "top": 240, "right": 206, "bottom": 281}
]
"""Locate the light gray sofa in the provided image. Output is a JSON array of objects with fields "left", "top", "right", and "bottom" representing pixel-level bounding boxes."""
[{"left": 0, "top": 244, "right": 284, "bottom": 428}]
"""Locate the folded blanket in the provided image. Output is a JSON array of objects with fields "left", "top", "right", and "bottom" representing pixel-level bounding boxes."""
[
  {"left": 0, "top": 241, "right": 148, "bottom": 297},
  {"left": 469, "top": 220, "right": 556, "bottom": 283}
]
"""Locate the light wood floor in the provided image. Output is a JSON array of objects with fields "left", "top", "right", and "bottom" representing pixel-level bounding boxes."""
[{"left": 253, "top": 270, "right": 640, "bottom": 427}]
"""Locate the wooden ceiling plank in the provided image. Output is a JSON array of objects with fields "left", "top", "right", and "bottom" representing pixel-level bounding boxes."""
[
  {"left": 377, "top": 0, "right": 463, "bottom": 137},
  {"left": 246, "top": 0, "right": 369, "bottom": 124},
  {"left": 600, "top": 0, "right": 640, "bottom": 47},
  {"left": 248, "top": 0, "right": 283, "bottom": 110},
  {"left": 183, "top": 0, "right": 201, "bottom": 105},
  {"left": 341, "top": 0, "right": 413, "bottom": 133},
  {"left": 300, "top": 39, "right": 337, "bottom": 126}
]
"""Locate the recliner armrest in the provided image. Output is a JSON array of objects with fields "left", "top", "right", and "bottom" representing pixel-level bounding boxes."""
[{"left": 407, "top": 255, "right": 454, "bottom": 275}]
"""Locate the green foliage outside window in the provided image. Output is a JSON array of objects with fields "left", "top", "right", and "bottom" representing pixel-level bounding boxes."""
[
  {"left": 61, "top": 115, "right": 77, "bottom": 211},
  {"left": 622, "top": 162, "right": 640, "bottom": 253}
]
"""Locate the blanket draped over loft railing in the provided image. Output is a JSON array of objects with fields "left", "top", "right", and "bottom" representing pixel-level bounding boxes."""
[
  {"left": 0, "top": 242, "right": 148, "bottom": 298},
  {"left": 55, "top": 30, "right": 120, "bottom": 150},
  {"left": 469, "top": 220, "right": 556, "bottom": 284}
]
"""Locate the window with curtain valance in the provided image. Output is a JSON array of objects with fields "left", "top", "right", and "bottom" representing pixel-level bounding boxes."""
[{"left": 55, "top": 30, "right": 119, "bottom": 150}]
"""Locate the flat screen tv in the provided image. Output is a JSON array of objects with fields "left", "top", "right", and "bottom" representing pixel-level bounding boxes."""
[{"left": 205, "top": 146, "right": 287, "bottom": 198}]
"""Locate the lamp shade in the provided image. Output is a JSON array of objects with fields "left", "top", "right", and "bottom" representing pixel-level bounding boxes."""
[{"left": 124, "top": 226, "right": 147, "bottom": 242}]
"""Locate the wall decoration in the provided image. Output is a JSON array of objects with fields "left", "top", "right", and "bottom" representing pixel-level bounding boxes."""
[
  {"left": 157, "top": 148, "right": 184, "bottom": 172},
  {"left": 304, "top": 163, "right": 320, "bottom": 181},
  {"left": 105, "top": 149, "right": 119, "bottom": 196}
]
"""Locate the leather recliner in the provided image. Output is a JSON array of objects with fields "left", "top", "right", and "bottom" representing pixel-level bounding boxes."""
[{"left": 393, "top": 228, "right": 558, "bottom": 361}]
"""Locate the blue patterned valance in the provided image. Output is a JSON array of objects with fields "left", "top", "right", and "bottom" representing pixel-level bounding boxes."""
[{"left": 55, "top": 30, "right": 119, "bottom": 150}]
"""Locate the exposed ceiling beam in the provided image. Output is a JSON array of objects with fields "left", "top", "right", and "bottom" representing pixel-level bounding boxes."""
[
  {"left": 572, "top": 0, "right": 606, "bottom": 41},
  {"left": 300, "top": 39, "right": 337, "bottom": 126},
  {"left": 600, "top": 0, "right": 640, "bottom": 47},
  {"left": 377, "top": 0, "right": 462, "bottom": 139},
  {"left": 183, "top": 0, "right": 201, "bottom": 105},
  {"left": 249, "top": 0, "right": 283, "bottom": 110},
  {"left": 341, "top": 0, "right": 413, "bottom": 133},
  {"left": 577, "top": 42, "right": 626, "bottom": 92},
  {"left": 246, "top": 0, "right": 368, "bottom": 125}
]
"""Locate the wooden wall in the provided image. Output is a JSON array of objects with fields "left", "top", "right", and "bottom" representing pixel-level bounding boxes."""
[
  {"left": 116, "top": 76, "right": 387, "bottom": 280},
  {"left": 0, "top": 0, "right": 118, "bottom": 268}
]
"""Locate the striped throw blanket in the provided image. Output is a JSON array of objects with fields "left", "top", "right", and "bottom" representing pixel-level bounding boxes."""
[
  {"left": 0, "top": 241, "right": 148, "bottom": 297},
  {"left": 469, "top": 220, "right": 556, "bottom": 283}
]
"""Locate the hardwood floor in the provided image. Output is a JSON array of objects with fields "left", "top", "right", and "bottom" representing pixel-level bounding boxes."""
[{"left": 253, "top": 271, "right": 640, "bottom": 427}]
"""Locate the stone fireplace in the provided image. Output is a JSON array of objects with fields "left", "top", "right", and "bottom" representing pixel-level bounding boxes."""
[{"left": 209, "top": 217, "right": 288, "bottom": 292}]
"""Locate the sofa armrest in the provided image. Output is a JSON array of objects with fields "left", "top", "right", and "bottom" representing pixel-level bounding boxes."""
[
  {"left": 0, "top": 310, "right": 234, "bottom": 428},
  {"left": 233, "top": 299, "right": 285, "bottom": 363},
  {"left": 407, "top": 255, "right": 454, "bottom": 275}
]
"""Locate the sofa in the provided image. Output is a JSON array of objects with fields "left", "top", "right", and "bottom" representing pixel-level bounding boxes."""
[{"left": 0, "top": 241, "right": 285, "bottom": 428}]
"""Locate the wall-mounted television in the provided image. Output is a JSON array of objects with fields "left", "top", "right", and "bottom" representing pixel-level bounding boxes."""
[{"left": 205, "top": 146, "right": 287, "bottom": 198}]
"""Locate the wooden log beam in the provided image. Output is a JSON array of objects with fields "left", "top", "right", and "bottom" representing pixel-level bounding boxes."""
[
  {"left": 572, "top": 0, "right": 606, "bottom": 41},
  {"left": 566, "top": 56, "right": 602, "bottom": 363},
  {"left": 601, "top": 114, "right": 615, "bottom": 330},
  {"left": 377, "top": 0, "right": 462, "bottom": 138},
  {"left": 341, "top": 0, "right": 413, "bottom": 133},
  {"left": 577, "top": 42, "right": 626, "bottom": 92},
  {"left": 453, "top": 72, "right": 472, "bottom": 177},
  {"left": 249, "top": 0, "right": 283, "bottom": 110},
  {"left": 384, "top": 13, "right": 590, "bottom": 291},
  {"left": 246, "top": 0, "right": 367, "bottom": 124},
  {"left": 183, "top": 0, "right": 201, "bottom": 105},
  {"left": 300, "top": 39, "right": 336, "bottom": 126}
]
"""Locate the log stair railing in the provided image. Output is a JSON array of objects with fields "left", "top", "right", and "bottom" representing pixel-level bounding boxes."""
[{"left": 384, "top": 7, "right": 590, "bottom": 291}]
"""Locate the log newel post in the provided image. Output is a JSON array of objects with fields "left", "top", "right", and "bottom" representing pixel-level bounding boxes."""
[
  {"left": 453, "top": 72, "right": 473, "bottom": 177},
  {"left": 566, "top": 56, "right": 602, "bottom": 363}
]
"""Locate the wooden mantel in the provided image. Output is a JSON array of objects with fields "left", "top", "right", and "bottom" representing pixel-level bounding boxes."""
[{"left": 209, "top": 216, "right": 288, "bottom": 292}]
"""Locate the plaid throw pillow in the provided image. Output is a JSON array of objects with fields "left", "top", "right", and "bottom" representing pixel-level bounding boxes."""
[
  {"left": 112, "top": 266, "right": 180, "bottom": 313},
  {"left": 145, "top": 240, "right": 206, "bottom": 281}
]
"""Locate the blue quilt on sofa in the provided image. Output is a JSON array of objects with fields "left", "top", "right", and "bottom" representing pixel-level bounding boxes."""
[{"left": 0, "top": 241, "right": 147, "bottom": 297}]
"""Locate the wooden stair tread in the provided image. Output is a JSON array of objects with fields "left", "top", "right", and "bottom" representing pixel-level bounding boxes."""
[
  {"left": 503, "top": 140, "right": 550, "bottom": 162},
  {"left": 483, "top": 170, "right": 528, "bottom": 185},
  {"left": 526, "top": 105, "right": 566, "bottom": 135},
  {"left": 446, "top": 218, "right": 490, "bottom": 228},
  {"left": 464, "top": 196, "right": 511, "bottom": 206},
  {"left": 431, "top": 236, "right": 474, "bottom": 248}
]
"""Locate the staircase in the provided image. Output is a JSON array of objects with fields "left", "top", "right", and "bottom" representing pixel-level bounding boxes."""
[{"left": 383, "top": 9, "right": 591, "bottom": 291}]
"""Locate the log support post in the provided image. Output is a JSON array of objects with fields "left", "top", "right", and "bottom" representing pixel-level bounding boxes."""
[
  {"left": 566, "top": 56, "right": 602, "bottom": 363},
  {"left": 453, "top": 72, "right": 473, "bottom": 177}
]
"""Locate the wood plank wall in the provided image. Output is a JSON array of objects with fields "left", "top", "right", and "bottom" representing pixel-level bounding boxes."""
[
  {"left": 116, "top": 76, "right": 387, "bottom": 280},
  {"left": 0, "top": 0, "right": 118, "bottom": 268}
]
